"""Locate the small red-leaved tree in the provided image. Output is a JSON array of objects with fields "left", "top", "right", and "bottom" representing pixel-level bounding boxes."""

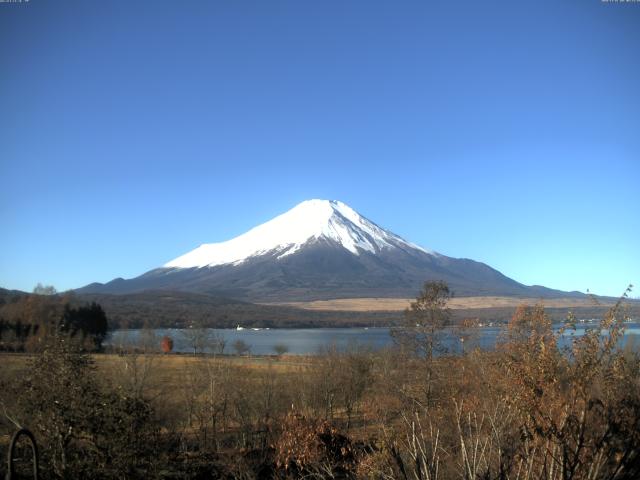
[{"left": 160, "top": 335, "right": 174, "bottom": 354}]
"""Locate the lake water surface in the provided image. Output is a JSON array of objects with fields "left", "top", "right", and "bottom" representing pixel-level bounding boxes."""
[{"left": 106, "top": 322, "right": 640, "bottom": 355}]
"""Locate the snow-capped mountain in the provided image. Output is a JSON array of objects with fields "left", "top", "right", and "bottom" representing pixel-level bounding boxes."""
[
  {"left": 164, "top": 199, "right": 434, "bottom": 269},
  {"left": 78, "top": 199, "right": 579, "bottom": 301}
]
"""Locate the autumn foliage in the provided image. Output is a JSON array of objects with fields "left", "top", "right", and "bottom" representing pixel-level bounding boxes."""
[
  {"left": 0, "top": 283, "right": 638, "bottom": 479},
  {"left": 160, "top": 335, "right": 174, "bottom": 353}
]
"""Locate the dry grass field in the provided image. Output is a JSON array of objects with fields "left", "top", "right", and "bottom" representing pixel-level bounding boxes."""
[
  {"left": 0, "top": 351, "right": 310, "bottom": 380},
  {"left": 266, "top": 295, "right": 617, "bottom": 311}
]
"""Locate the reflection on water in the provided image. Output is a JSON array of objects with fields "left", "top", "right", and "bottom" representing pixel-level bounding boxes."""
[{"left": 106, "top": 322, "right": 640, "bottom": 356}]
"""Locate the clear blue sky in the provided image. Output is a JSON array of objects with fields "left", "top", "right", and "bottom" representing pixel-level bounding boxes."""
[{"left": 1, "top": 0, "right": 638, "bottom": 298}]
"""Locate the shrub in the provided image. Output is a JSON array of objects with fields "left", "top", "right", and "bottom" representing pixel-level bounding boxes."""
[
  {"left": 160, "top": 335, "right": 174, "bottom": 353},
  {"left": 10, "top": 333, "right": 158, "bottom": 479}
]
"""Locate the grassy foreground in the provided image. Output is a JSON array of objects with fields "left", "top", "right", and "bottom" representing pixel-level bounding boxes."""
[{"left": 1, "top": 297, "right": 639, "bottom": 479}]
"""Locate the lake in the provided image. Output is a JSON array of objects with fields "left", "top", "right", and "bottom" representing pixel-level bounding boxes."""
[{"left": 106, "top": 321, "right": 640, "bottom": 355}]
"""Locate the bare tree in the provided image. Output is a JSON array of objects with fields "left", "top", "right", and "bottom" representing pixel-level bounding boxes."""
[
  {"left": 33, "top": 283, "right": 57, "bottom": 295},
  {"left": 233, "top": 339, "right": 251, "bottom": 356},
  {"left": 313, "top": 343, "right": 373, "bottom": 429},
  {"left": 114, "top": 325, "right": 158, "bottom": 399},
  {"left": 391, "top": 280, "right": 452, "bottom": 407},
  {"left": 181, "top": 320, "right": 216, "bottom": 355},
  {"left": 457, "top": 317, "right": 480, "bottom": 355},
  {"left": 273, "top": 343, "right": 289, "bottom": 357},
  {"left": 337, "top": 343, "right": 373, "bottom": 430}
]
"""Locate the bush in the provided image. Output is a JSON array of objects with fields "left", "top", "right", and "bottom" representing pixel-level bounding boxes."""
[{"left": 10, "top": 333, "right": 158, "bottom": 479}]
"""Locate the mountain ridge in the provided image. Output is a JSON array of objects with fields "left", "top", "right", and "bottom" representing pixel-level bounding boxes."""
[{"left": 78, "top": 199, "right": 586, "bottom": 301}]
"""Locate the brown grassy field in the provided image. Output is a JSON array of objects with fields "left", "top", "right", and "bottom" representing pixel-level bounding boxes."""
[
  {"left": 265, "top": 295, "right": 618, "bottom": 311},
  {"left": 0, "top": 351, "right": 310, "bottom": 379}
]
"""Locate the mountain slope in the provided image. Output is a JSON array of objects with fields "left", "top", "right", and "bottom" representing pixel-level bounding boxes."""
[
  {"left": 78, "top": 199, "right": 584, "bottom": 301},
  {"left": 164, "top": 199, "right": 432, "bottom": 268}
]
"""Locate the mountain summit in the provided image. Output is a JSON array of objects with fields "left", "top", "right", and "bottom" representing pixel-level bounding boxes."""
[
  {"left": 79, "top": 199, "right": 580, "bottom": 301},
  {"left": 165, "top": 199, "right": 434, "bottom": 269}
]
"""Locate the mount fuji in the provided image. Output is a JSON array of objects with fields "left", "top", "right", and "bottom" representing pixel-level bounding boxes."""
[{"left": 78, "top": 199, "right": 579, "bottom": 301}]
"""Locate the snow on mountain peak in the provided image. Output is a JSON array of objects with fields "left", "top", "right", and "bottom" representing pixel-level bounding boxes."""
[{"left": 164, "top": 199, "right": 433, "bottom": 269}]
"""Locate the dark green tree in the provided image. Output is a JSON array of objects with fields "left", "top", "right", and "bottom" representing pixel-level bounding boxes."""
[{"left": 61, "top": 302, "right": 108, "bottom": 350}]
